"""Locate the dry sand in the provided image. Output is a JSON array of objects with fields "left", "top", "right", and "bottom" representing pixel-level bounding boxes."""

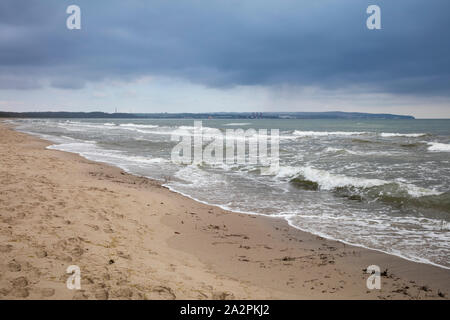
[{"left": 0, "top": 122, "right": 449, "bottom": 300}]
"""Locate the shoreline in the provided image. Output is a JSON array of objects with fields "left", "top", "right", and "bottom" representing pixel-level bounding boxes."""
[
  {"left": 165, "top": 183, "right": 450, "bottom": 272},
  {"left": 19, "top": 124, "right": 450, "bottom": 272},
  {"left": 1, "top": 122, "right": 449, "bottom": 299}
]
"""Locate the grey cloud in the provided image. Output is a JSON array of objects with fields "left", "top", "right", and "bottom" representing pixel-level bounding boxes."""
[
  {"left": 50, "top": 77, "right": 85, "bottom": 90},
  {"left": 0, "top": 74, "right": 42, "bottom": 90},
  {"left": 0, "top": 0, "right": 449, "bottom": 98}
]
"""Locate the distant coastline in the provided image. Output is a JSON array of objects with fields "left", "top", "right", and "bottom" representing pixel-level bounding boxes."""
[{"left": 0, "top": 111, "right": 415, "bottom": 120}]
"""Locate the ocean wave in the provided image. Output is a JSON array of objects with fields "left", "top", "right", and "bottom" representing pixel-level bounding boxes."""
[
  {"left": 57, "top": 121, "right": 120, "bottom": 131},
  {"left": 291, "top": 131, "right": 428, "bottom": 139},
  {"left": 119, "top": 123, "right": 159, "bottom": 129},
  {"left": 333, "top": 186, "right": 450, "bottom": 213},
  {"left": 177, "top": 125, "right": 217, "bottom": 131},
  {"left": 292, "top": 130, "right": 368, "bottom": 137},
  {"left": 351, "top": 138, "right": 380, "bottom": 144},
  {"left": 170, "top": 126, "right": 289, "bottom": 142},
  {"left": 47, "top": 141, "right": 98, "bottom": 153},
  {"left": 399, "top": 142, "right": 424, "bottom": 148},
  {"left": 380, "top": 132, "right": 428, "bottom": 138},
  {"left": 427, "top": 142, "right": 450, "bottom": 152},
  {"left": 290, "top": 166, "right": 388, "bottom": 191},
  {"left": 324, "top": 147, "right": 402, "bottom": 156},
  {"left": 224, "top": 123, "right": 252, "bottom": 126},
  {"left": 173, "top": 164, "right": 230, "bottom": 188},
  {"left": 272, "top": 165, "right": 441, "bottom": 197},
  {"left": 46, "top": 138, "right": 169, "bottom": 167},
  {"left": 284, "top": 166, "right": 445, "bottom": 211}
]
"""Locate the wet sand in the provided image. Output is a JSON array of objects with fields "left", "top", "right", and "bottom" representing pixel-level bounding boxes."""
[{"left": 0, "top": 122, "right": 449, "bottom": 299}]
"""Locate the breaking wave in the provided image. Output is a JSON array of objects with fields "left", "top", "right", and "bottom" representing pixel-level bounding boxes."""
[
  {"left": 428, "top": 142, "right": 450, "bottom": 152},
  {"left": 380, "top": 132, "right": 428, "bottom": 138},
  {"left": 292, "top": 130, "right": 368, "bottom": 137},
  {"left": 281, "top": 166, "right": 445, "bottom": 211}
]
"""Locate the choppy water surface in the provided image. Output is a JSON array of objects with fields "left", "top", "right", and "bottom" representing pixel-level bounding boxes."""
[{"left": 10, "top": 118, "right": 450, "bottom": 268}]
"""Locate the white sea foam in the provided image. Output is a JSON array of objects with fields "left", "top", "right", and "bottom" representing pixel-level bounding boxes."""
[
  {"left": 47, "top": 141, "right": 98, "bottom": 154},
  {"left": 273, "top": 165, "right": 440, "bottom": 197},
  {"left": 119, "top": 123, "right": 159, "bottom": 129},
  {"left": 173, "top": 164, "right": 229, "bottom": 189},
  {"left": 46, "top": 137, "right": 169, "bottom": 168},
  {"left": 427, "top": 142, "right": 450, "bottom": 152},
  {"left": 292, "top": 130, "right": 368, "bottom": 137},
  {"left": 224, "top": 123, "right": 252, "bottom": 126},
  {"left": 292, "top": 131, "right": 427, "bottom": 138},
  {"left": 402, "top": 183, "right": 442, "bottom": 197},
  {"left": 297, "top": 166, "right": 387, "bottom": 190},
  {"left": 284, "top": 213, "right": 450, "bottom": 270},
  {"left": 271, "top": 164, "right": 386, "bottom": 189},
  {"left": 324, "top": 147, "right": 401, "bottom": 156},
  {"left": 271, "top": 165, "right": 303, "bottom": 179},
  {"left": 57, "top": 121, "right": 119, "bottom": 131},
  {"left": 380, "top": 132, "right": 427, "bottom": 138}
]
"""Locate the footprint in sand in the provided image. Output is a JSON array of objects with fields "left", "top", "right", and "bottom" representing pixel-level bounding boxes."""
[
  {"left": 0, "top": 288, "right": 11, "bottom": 297},
  {"left": 7, "top": 260, "right": 21, "bottom": 272},
  {"left": 40, "top": 288, "right": 55, "bottom": 298},
  {"left": 11, "top": 276, "right": 28, "bottom": 287},
  {"left": 71, "top": 246, "right": 84, "bottom": 258},
  {"left": 10, "top": 288, "right": 29, "bottom": 298},
  {"left": 35, "top": 249, "right": 47, "bottom": 258}
]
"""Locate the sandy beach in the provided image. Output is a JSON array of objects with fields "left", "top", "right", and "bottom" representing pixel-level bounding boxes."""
[{"left": 0, "top": 122, "right": 449, "bottom": 300}]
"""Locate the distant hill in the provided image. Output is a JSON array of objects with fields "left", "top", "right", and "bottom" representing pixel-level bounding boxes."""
[{"left": 0, "top": 111, "right": 415, "bottom": 120}]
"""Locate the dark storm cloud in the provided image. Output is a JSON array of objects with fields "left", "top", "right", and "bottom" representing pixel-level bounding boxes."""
[{"left": 0, "top": 0, "right": 449, "bottom": 96}]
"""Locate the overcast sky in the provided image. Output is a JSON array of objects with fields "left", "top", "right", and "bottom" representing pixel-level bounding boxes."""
[{"left": 1, "top": 0, "right": 449, "bottom": 118}]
